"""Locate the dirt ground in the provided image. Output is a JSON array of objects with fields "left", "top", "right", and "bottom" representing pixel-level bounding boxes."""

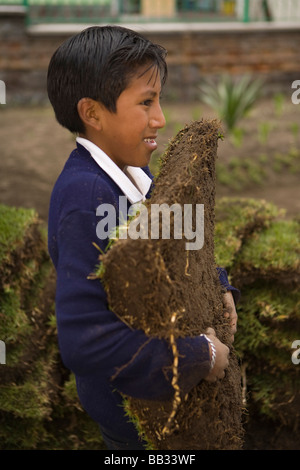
[{"left": 0, "top": 98, "right": 299, "bottom": 223}]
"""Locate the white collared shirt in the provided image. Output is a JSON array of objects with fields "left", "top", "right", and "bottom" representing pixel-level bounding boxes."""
[{"left": 76, "top": 137, "right": 152, "bottom": 204}]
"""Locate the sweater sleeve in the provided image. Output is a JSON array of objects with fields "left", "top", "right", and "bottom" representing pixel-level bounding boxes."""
[
  {"left": 54, "top": 208, "right": 211, "bottom": 401},
  {"left": 217, "top": 267, "right": 241, "bottom": 304}
]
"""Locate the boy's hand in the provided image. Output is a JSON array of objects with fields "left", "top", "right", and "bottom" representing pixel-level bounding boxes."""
[
  {"left": 203, "top": 328, "right": 229, "bottom": 382},
  {"left": 223, "top": 291, "right": 237, "bottom": 342}
]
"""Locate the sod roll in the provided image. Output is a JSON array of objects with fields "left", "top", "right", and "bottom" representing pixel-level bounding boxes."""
[{"left": 96, "top": 120, "right": 244, "bottom": 450}]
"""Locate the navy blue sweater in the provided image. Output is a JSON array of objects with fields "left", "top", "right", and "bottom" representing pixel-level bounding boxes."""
[{"left": 48, "top": 143, "right": 239, "bottom": 439}]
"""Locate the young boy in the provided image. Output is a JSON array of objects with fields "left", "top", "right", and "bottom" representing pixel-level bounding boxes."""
[{"left": 47, "top": 25, "right": 239, "bottom": 450}]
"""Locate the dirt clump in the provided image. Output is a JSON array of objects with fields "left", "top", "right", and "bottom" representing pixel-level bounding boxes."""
[{"left": 99, "top": 120, "right": 244, "bottom": 450}]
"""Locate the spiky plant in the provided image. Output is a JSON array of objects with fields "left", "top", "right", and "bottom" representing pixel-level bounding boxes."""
[{"left": 200, "top": 74, "right": 264, "bottom": 132}]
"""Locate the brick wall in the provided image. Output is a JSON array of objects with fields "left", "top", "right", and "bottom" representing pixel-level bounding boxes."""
[{"left": 0, "top": 8, "right": 299, "bottom": 103}]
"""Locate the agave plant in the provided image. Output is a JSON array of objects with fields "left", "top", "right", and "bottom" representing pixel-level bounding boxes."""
[{"left": 200, "top": 74, "right": 264, "bottom": 132}]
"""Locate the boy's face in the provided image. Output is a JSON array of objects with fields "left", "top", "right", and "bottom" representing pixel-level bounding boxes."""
[{"left": 87, "top": 65, "right": 166, "bottom": 170}]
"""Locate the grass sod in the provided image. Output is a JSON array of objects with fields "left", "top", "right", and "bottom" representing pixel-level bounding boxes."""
[
  {"left": 1, "top": 258, "right": 56, "bottom": 374},
  {"left": 0, "top": 169, "right": 299, "bottom": 448},
  {"left": 0, "top": 261, "right": 61, "bottom": 440},
  {"left": 0, "top": 288, "right": 32, "bottom": 346},
  {"left": 245, "top": 371, "right": 300, "bottom": 427},
  {"left": 0, "top": 355, "right": 56, "bottom": 419},
  {"left": 0, "top": 204, "right": 106, "bottom": 450},
  {"left": 231, "top": 224, "right": 300, "bottom": 431},
  {"left": 0, "top": 203, "right": 55, "bottom": 371},
  {"left": 0, "top": 372, "right": 105, "bottom": 450},
  {"left": 0, "top": 205, "right": 55, "bottom": 444},
  {"left": 37, "top": 373, "right": 106, "bottom": 450},
  {"left": 96, "top": 120, "right": 244, "bottom": 450},
  {"left": 0, "top": 204, "right": 37, "bottom": 262},
  {"left": 0, "top": 414, "right": 49, "bottom": 450},
  {"left": 215, "top": 204, "right": 300, "bottom": 431},
  {"left": 232, "top": 219, "right": 300, "bottom": 287},
  {"left": 235, "top": 283, "right": 300, "bottom": 360},
  {"left": 239, "top": 351, "right": 300, "bottom": 429},
  {"left": 93, "top": 168, "right": 299, "bottom": 446},
  {"left": 0, "top": 203, "right": 48, "bottom": 292},
  {"left": 214, "top": 197, "right": 282, "bottom": 270}
]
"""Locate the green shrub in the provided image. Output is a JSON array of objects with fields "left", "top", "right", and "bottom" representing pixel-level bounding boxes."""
[{"left": 199, "top": 74, "right": 263, "bottom": 131}]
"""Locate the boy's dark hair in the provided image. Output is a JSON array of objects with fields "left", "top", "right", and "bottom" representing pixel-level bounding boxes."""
[{"left": 47, "top": 25, "right": 168, "bottom": 134}]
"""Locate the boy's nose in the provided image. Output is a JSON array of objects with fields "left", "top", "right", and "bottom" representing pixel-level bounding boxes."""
[{"left": 150, "top": 105, "right": 166, "bottom": 130}]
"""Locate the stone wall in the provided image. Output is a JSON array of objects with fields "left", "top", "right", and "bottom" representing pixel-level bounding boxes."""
[{"left": 0, "top": 7, "right": 300, "bottom": 103}]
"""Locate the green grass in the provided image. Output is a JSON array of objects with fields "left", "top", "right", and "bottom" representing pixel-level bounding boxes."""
[
  {"left": 236, "top": 219, "right": 300, "bottom": 273},
  {"left": 0, "top": 204, "right": 38, "bottom": 265},
  {"left": 1, "top": 195, "right": 299, "bottom": 447},
  {"left": 0, "top": 288, "right": 32, "bottom": 344},
  {"left": 235, "top": 283, "right": 300, "bottom": 354},
  {"left": 0, "top": 344, "right": 59, "bottom": 420},
  {"left": 215, "top": 199, "right": 300, "bottom": 428},
  {"left": 214, "top": 197, "right": 281, "bottom": 269}
]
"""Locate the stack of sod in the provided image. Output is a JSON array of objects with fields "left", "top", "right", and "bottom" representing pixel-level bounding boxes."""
[
  {"left": 214, "top": 198, "right": 300, "bottom": 443},
  {"left": 0, "top": 204, "right": 57, "bottom": 448},
  {"left": 96, "top": 120, "right": 244, "bottom": 450},
  {"left": 0, "top": 204, "right": 104, "bottom": 450},
  {"left": 1, "top": 197, "right": 298, "bottom": 449}
]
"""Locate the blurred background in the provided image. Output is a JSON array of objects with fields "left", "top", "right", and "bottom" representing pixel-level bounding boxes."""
[{"left": 0, "top": 0, "right": 299, "bottom": 221}]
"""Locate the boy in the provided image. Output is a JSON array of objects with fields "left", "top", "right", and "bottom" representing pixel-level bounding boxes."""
[{"left": 47, "top": 26, "right": 239, "bottom": 450}]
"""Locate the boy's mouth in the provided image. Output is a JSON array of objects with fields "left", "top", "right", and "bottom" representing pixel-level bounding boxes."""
[{"left": 143, "top": 137, "right": 157, "bottom": 151}]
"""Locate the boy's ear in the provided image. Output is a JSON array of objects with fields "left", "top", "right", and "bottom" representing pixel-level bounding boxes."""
[{"left": 77, "top": 98, "right": 103, "bottom": 131}]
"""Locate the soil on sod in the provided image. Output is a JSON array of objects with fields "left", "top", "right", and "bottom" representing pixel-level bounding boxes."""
[{"left": 97, "top": 120, "right": 244, "bottom": 450}]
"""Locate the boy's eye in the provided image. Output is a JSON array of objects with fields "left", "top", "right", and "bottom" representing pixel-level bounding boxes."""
[{"left": 141, "top": 100, "right": 153, "bottom": 106}]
